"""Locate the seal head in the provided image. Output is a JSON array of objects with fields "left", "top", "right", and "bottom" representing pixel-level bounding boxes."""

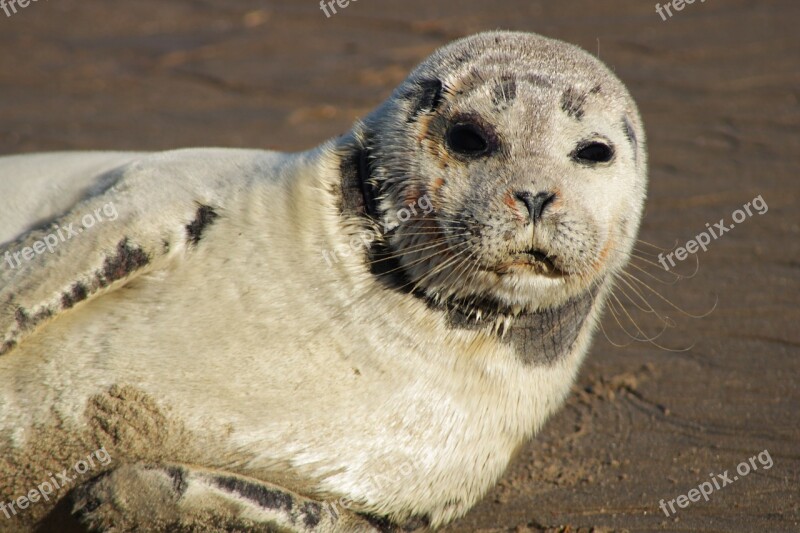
[{"left": 342, "top": 31, "right": 647, "bottom": 352}]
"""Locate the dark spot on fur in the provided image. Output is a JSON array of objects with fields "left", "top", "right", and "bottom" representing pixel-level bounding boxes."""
[
  {"left": 14, "top": 307, "right": 29, "bottom": 328},
  {"left": 338, "top": 143, "right": 366, "bottom": 217},
  {"left": 360, "top": 513, "right": 398, "bottom": 533},
  {"left": 492, "top": 76, "right": 517, "bottom": 108},
  {"left": 14, "top": 306, "right": 52, "bottom": 330},
  {"left": 341, "top": 132, "right": 382, "bottom": 221},
  {"left": 561, "top": 85, "right": 601, "bottom": 120},
  {"left": 301, "top": 501, "right": 322, "bottom": 528},
  {"left": 367, "top": 240, "right": 413, "bottom": 292},
  {"left": 338, "top": 134, "right": 383, "bottom": 224},
  {"left": 0, "top": 340, "right": 16, "bottom": 355},
  {"left": 561, "top": 87, "right": 585, "bottom": 119},
  {"left": 400, "top": 515, "right": 431, "bottom": 531},
  {"left": 339, "top": 144, "right": 364, "bottom": 215},
  {"left": 165, "top": 466, "right": 188, "bottom": 496},
  {"left": 403, "top": 78, "right": 444, "bottom": 121},
  {"left": 359, "top": 143, "right": 380, "bottom": 220},
  {"left": 186, "top": 204, "right": 219, "bottom": 246},
  {"left": 508, "top": 287, "right": 598, "bottom": 366},
  {"left": 62, "top": 282, "right": 89, "bottom": 309},
  {"left": 141, "top": 464, "right": 188, "bottom": 496},
  {"left": 339, "top": 134, "right": 400, "bottom": 284},
  {"left": 623, "top": 115, "right": 638, "bottom": 157},
  {"left": 33, "top": 308, "right": 53, "bottom": 325},
  {"left": 522, "top": 73, "right": 553, "bottom": 88},
  {"left": 360, "top": 512, "right": 430, "bottom": 532},
  {"left": 212, "top": 475, "right": 293, "bottom": 512},
  {"left": 99, "top": 238, "right": 150, "bottom": 287}
]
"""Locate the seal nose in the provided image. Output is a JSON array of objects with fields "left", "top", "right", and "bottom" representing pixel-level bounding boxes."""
[{"left": 514, "top": 191, "right": 556, "bottom": 223}]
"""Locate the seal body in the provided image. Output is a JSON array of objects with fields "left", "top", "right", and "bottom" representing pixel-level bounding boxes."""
[{"left": 0, "top": 31, "right": 647, "bottom": 531}]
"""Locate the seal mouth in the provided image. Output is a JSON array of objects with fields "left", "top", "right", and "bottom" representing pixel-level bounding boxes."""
[{"left": 505, "top": 248, "right": 567, "bottom": 277}]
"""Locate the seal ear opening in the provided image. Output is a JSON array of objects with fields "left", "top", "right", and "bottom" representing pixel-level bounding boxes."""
[{"left": 403, "top": 78, "right": 444, "bottom": 120}]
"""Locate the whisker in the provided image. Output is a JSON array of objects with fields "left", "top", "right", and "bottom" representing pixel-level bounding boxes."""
[
  {"left": 622, "top": 271, "right": 717, "bottom": 319},
  {"left": 635, "top": 237, "right": 679, "bottom": 252},
  {"left": 408, "top": 245, "right": 473, "bottom": 295},
  {"left": 602, "top": 297, "right": 638, "bottom": 347},
  {"left": 598, "top": 313, "right": 635, "bottom": 348},
  {"left": 609, "top": 292, "right": 671, "bottom": 344},
  {"left": 366, "top": 237, "right": 461, "bottom": 265},
  {"left": 422, "top": 246, "right": 480, "bottom": 296},
  {"left": 626, "top": 259, "right": 683, "bottom": 286},
  {"left": 615, "top": 284, "right": 674, "bottom": 335},
  {"left": 613, "top": 277, "right": 657, "bottom": 314},
  {"left": 367, "top": 243, "right": 455, "bottom": 277}
]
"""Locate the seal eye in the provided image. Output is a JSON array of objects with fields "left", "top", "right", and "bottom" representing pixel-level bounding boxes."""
[
  {"left": 573, "top": 141, "right": 614, "bottom": 164},
  {"left": 447, "top": 123, "right": 491, "bottom": 156}
]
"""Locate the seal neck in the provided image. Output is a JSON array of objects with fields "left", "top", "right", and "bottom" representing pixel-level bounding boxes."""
[{"left": 422, "top": 283, "right": 602, "bottom": 366}]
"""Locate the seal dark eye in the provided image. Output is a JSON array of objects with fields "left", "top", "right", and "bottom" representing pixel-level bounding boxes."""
[
  {"left": 573, "top": 141, "right": 614, "bottom": 164},
  {"left": 447, "top": 123, "right": 491, "bottom": 156}
]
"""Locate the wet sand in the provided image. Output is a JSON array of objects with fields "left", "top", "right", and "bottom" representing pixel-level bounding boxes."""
[{"left": 1, "top": 1, "right": 798, "bottom": 531}]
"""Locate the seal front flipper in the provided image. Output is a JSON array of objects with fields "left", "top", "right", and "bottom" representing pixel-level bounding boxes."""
[
  {"left": 69, "top": 463, "right": 383, "bottom": 533},
  {"left": 0, "top": 152, "right": 225, "bottom": 356}
]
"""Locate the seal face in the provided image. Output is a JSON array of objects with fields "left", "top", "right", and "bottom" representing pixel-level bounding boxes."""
[{"left": 343, "top": 31, "right": 648, "bottom": 366}]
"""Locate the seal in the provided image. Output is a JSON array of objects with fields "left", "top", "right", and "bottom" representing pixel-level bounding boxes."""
[{"left": 0, "top": 30, "right": 647, "bottom": 532}]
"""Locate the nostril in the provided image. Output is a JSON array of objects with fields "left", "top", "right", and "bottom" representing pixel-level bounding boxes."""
[{"left": 514, "top": 191, "right": 556, "bottom": 223}]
